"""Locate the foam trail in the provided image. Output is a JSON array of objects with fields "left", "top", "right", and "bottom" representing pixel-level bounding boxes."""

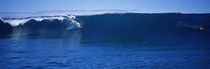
[{"left": 66, "top": 15, "right": 80, "bottom": 30}]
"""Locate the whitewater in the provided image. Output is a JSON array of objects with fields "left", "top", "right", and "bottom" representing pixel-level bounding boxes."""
[{"left": 1, "top": 15, "right": 80, "bottom": 27}]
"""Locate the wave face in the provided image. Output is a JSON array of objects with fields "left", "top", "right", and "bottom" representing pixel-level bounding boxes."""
[
  {"left": 0, "top": 18, "right": 13, "bottom": 35},
  {"left": 0, "top": 13, "right": 210, "bottom": 43},
  {"left": 76, "top": 13, "right": 210, "bottom": 44},
  {"left": 0, "top": 15, "right": 80, "bottom": 38}
]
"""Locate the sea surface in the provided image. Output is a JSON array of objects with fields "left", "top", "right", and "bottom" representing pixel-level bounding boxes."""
[
  {"left": 0, "top": 13, "right": 210, "bottom": 69},
  {"left": 0, "top": 38, "right": 210, "bottom": 69}
]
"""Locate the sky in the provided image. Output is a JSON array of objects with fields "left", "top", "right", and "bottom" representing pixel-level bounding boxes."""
[{"left": 0, "top": 0, "right": 210, "bottom": 13}]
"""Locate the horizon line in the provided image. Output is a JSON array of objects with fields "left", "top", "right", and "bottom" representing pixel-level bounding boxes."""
[
  {"left": 1, "top": 9, "right": 210, "bottom": 13},
  {"left": 0, "top": 10, "right": 210, "bottom": 18}
]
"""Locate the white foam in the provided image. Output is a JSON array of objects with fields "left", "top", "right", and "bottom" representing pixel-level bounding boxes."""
[
  {"left": 32, "top": 16, "right": 65, "bottom": 21},
  {"left": 3, "top": 15, "right": 79, "bottom": 27},
  {"left": 0, "top": 17, "right": 5, "bottom": 22},
  {"left": 65, "top": 15, "right": 80, "bottom": 30}
]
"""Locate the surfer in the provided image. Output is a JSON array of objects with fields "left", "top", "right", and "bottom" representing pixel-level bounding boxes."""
[
  {"left": 177, "top": 12, "right": 182, "bottom": 16},
  {"left": 79, "top": 22, "right": 84, "bottom": 29}
]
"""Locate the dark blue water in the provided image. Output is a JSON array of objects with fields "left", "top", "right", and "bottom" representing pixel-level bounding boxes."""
[
  {"left": 0, "top": 38, "right": 210, "bottom": 69},
  {"left": 0, "top": 13, "right": 210, "bottom": 69}
]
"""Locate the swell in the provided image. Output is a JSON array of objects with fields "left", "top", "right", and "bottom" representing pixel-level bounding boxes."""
[
  {"left": 77, "top": 13, "right": 210, "bottom": 43},
  {"left": 0, "top": 13, "right": 210, "bottom": 41}
]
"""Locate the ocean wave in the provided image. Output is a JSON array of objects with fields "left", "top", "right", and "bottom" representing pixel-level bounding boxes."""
[
  {"left": 2, "top": 15, "right": 79, "bottom": 27},
  {"left": 0, "top": 15, "right": 81, "bottom": 38},
  {"left": 0, "top": 13, "right": 210, "bottom": 39}
]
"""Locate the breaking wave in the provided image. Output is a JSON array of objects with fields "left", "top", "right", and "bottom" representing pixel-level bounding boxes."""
[
  {"left": 0, "top": 15, "right": 81, "bottom": 38},
  {"left": 3, "top": 15, "right": 79, "bottom": 27},
  {"left": 0, "top": 13, "right": 210, "bottom": 43}
]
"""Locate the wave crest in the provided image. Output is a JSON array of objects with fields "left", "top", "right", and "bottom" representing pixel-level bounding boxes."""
[{"left": 2, "top": 15, "right": 80, "bottom": 28}]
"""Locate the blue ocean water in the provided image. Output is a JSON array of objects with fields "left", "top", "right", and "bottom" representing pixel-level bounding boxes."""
[
  {"left": 0, "top": 38, "right": 210, "bottom": 69},
  {"left": 0, "top": 13, "right": 210, "bottom": 69}
]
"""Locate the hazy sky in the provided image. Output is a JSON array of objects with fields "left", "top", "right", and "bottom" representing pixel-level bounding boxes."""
[{"left": 0, "top": 0, "right": 210, "bottom": 13}]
